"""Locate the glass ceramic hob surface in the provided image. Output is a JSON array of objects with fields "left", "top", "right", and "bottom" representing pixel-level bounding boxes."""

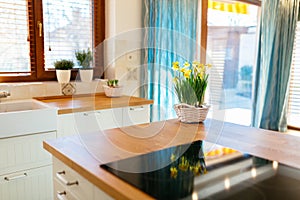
[{"left": 100, "top": 141, "right": 300, "bottom": 200}]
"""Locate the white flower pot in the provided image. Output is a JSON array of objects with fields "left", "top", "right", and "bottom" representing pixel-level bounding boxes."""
[
  {"left": 79, "top": 69, "right": 93, "bottom": 82},
  {"left": 56, "top": 70, "right": 71, "bottom": 83},
  {"left": 103, "top": 85, "right": 123, "bottom": 97}
]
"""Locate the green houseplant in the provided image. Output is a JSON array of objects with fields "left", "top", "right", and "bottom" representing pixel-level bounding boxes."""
[
  {"left": 103, "top": 79, "right": 123, "bottom": 97},
  {"left": 75, "top": 48, "right": 93, "bottom": 82},
  {"left": 54, "top": 59, "right": 74, "bottom": 83},
  {"left": 172, "top": 61, "right": 211, "bottom": 123}
]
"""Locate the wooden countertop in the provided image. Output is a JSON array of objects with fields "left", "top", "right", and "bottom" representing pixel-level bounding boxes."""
[
  {"left": 34, "top": 93, "right": 153, "bottom": 114},
  {"left": 43, "top": 119, "right": 300, "bottom": 200}
]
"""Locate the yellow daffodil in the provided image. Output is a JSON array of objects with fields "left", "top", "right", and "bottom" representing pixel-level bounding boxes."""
[
  {"left": 199, "top": 71, "right": 205, "bottom": 79},
  {"left": 183, "top": 62, "right": 190, "bottom": 67},
  {"left": 172, "top": 61, "right": 180, "bottom": 71},
  {"left": 178, "top": 157, "right": 189, "bottom": 171},
  {"left": 207, "top": 64, "right": 212, "bottom": 68},
  {"left": 170, "top": 167, "right": 178, "bottom": 178},
  {"left": 183, "top": 69, "right": 192, "bottom": 78},
  {"left": 180, "top": 67, "right": 187, "bottom": 73}
]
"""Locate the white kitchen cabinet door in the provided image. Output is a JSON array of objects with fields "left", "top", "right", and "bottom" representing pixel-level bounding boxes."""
[
  {"left": 57, "top": 114, "right": 77, "bottom": 138},
  {"left": 0, "top": 165, "right": 53, "bottom": 200},
  {"left": 0, "top": 131, "right": 55, "bottom": 175},
  {"left": 122, "top": 105, "right": 150, "bottom": 127}
]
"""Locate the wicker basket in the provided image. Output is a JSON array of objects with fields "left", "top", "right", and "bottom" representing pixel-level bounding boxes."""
[{"left": 174, "top": 103, "right": 210, "bottom": 123}]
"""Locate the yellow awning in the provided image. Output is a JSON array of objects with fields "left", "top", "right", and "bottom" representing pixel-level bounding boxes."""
[{"left": 208, "top": 0, "right": 248, "bottom": 14}]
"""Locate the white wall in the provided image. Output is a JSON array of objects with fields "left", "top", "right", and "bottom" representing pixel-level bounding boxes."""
[
  {"left": 105, "top": 0, "right": 143, "bottom": 97},
  {"left": 1, "top": 1, "right": 143, "bottom": 100}
]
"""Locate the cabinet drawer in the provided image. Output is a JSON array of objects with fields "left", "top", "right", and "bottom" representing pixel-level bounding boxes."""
[
  {"left": 78, "top": 108, "right": 123, "bottom": 132},
  {"left": 0, "top": 131, "right": 56, "bottom": 175},
  {"left": 53, "top": 157, "right": 93, "bottom": 200},
  {"left": 123, "top": 105, "right": 150, "bottom": 126},
  {"left": 54, "top": 179, "right": 77, "bottom": 200},
  {"left": 0, "top": 165, "right": 53, "bottom": 200}
]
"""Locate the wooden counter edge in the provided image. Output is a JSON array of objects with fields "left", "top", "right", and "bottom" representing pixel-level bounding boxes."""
[
  {"left": 57, "top": 99, "right": 154, "bottom": 115},
  {"left": 34, "top": 93, "right": 154, "bottom": 115},
  {"left": 43, "top": 140, "right": 154, "bottom": 200}
]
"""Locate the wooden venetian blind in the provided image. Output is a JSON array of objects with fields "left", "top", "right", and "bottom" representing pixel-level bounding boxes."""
[
  {"left": 288, "top": 21, "right": 300, "bottom": 128},
  {"left": 0, "top": 0, "right": 31, "bottom": 73},
  {"left": 43, "top": 0, "right": 93, "bottom": 70}
]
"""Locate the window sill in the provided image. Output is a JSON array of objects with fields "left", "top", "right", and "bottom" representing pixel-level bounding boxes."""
[{"left": 0, "top": 80, "right": 105, "bottom": 100}]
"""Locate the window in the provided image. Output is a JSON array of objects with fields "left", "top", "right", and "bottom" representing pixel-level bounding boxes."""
[
  {"left": 0, "top": 0, "right": 30, "bottom": 73},
  {"left": 288, "top": 21, "right": 300, "bottom": 129},
  {"left": 205, "top": 0, "right": 260, "bottom": 125},
  {"left": 43, "top": 0, "right": 93, "bottom": 70},
  {"left": 0, "top": 0, "right": 104, "bottom": 82}
]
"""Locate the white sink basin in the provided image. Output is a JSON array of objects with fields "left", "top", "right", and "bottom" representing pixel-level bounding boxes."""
[{"left": 0, "top": 99, "right": 57, "bottom": 138}]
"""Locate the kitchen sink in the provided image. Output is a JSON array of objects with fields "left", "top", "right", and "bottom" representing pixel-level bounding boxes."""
[{"left": 0, "top": 99, "right": 57, "bottom": 138}]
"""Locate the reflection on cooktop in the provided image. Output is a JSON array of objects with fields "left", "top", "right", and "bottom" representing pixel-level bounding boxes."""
[
  {"left": 100, "top": 141, "right": 300, "bottom": 200},
  {"left": 197, "top": 157, "right": 300, "bottom": 200}
]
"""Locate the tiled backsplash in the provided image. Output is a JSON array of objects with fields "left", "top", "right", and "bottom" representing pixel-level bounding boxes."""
[{"left": 0, "top": 80, "right": 106, "bottom": 101}]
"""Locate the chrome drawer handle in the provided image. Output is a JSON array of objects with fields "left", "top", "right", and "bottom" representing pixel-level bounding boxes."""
[
  {"left": 57, "top": 191, "right": 67, "bottom": 200},
  {"left": 129, "top": 106, "right": 145, "bottom": 111},
  {"left": 4, "top": 173, "right": 27, "bottom": 181},
  {"left": 56, "top": 171, "right": 78, "bottom": 186},
  {"left": 83, "top": 111, "right": 102, "bottom": 116}
]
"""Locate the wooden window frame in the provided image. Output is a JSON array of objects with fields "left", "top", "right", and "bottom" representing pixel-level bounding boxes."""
[
  {"left": 0, "top": 0, "right": 105, "bottom": 82},
  {"left": 201, "top": 0, "right": 261, "bottom": 62}
]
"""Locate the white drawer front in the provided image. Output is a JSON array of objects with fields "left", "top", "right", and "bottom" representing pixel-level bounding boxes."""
[
  {"left": 54, "top": 179, "right": 77, "bottom": 200},
  {"left": 0, "top": 131, "right": 56, "bottom": 175},
  {"left": 0, "top": 165, "right": 53, "bottom": 200},
  {"left": 77, "top": 108, "right": 123, "bottom": 132},
  {"left": 58, "top": 109, "right": 123, "bottom": 137},
  {"left": 123, "top": 105, "right": 150, "bottom": 127},
  {"left": 53, "top": 158, "right": 93, "bottom": 200}
]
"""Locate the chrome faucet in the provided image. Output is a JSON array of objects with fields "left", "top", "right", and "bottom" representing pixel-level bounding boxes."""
[{"left": 0, "top": 90, "right": 10, "bottom": 98}]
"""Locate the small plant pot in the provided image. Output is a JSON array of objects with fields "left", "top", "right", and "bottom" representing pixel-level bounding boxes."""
[
  {"left": 103, "top": 85, "right": 123, "bottom": 97},
  {"left": 79, "top": 69, "right": 93, "bottom": 82},
  {"left": 56, "top": 70, "right": 71, "bottom": 83}
]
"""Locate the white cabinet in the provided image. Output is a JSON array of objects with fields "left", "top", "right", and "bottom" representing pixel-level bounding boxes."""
[
  {"left": 57, "top": 108, "right": 123, "bottom": 138},
  {"left": 0, "top": 131, "right": 56, "bottom": 200},
  {"left": 0, "top": 131, "right": 54, "bottom": 175},
  {"left": 57, "top": 105, "right": 150, "bottom": 137},
  {"left": 0, "top": 165, "right": 53, "bottom": 200},
  {"left": 53, "top": 157, "right": 112, "bottom": 200},
  {"left": 122, "top": 105, "right": 150, "bottom": 127}
]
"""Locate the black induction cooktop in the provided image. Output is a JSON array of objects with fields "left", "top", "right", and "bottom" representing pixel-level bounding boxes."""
[{"left": 100, "top": 141, "right": 300, "bottom": 200}]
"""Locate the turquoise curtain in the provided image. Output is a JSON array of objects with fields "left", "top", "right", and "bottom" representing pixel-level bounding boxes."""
[
  {"left": 143, "top": 0, "right": 199, "bottom": 122},
  {"left": 252, "top": 0, "right": 300, "bottom": 132}
]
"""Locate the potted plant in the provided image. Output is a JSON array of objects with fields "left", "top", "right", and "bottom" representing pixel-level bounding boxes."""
[
  {"left": 102, "top": 79, "right": 123, "bottom": 97},
  {"left": 75, "top": 48, "right": 93, "bottom": 82},
  {"left": 172, "top": 61, "right": 212, "bottom": 123},
  {"left": 54, "top": 59, "right": 74, "bottom": 83}
]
